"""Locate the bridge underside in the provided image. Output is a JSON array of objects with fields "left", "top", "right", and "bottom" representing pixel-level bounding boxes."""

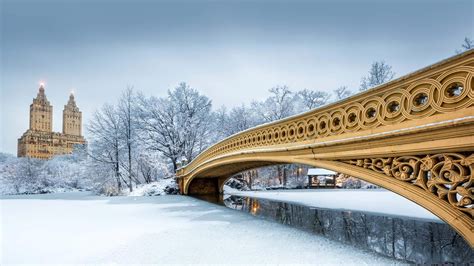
[
  {"left": 181, "top": 161, "right": 278, "bottom": 195},
  {"left": 177, "top": 51, "right": 474, "bottom": 247}
]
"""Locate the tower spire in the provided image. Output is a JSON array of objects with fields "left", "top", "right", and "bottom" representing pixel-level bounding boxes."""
[
  {"left": 63, "top": 89, "right": 82, "bottom": 136},
  {"left": 30, "top": 82, "right": 53, "bottom": 132},
  {"left": 66, "top": 90, "right": 78, "bottom": 109},
  {"left": 38, "top": 82, "right": 45, "bottom": 94}
]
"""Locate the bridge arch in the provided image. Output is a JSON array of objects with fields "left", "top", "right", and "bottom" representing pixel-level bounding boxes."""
[{"left": 177, "top": 50, "right": 474, "bottom": 246}]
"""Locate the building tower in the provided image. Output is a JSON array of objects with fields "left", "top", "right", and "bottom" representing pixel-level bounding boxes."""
[
  {"left": 30, "top": 83, "right": 53, "bottom": 132},
  {"left": 18, "top": 84, "right": 87, "bottom": 159},
  {"left": 62, "top": 92, "right": 82, "bottom": 136}
]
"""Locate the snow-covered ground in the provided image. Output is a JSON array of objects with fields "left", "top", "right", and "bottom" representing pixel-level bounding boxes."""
[
  {"left": 1, "top": 192, "right": 404, "bottom": 264},
  {"left": 226, "top": 189, "right": 439, "bottom": 221},
  {"left": 127, "top": 178, "right": 177, "bottom": 196}
]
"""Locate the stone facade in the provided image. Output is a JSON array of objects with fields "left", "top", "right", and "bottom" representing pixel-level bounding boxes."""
[
  {"left": 62, "top": 93, "right": 82, "bottom": 136},
  {"left": 17, "top": 85, "right": 87, "bottom": 159}
]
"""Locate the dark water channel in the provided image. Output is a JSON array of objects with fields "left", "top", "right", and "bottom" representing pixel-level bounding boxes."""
[{"left": 194, "top": 194, "right": 473, "bottom": 264}]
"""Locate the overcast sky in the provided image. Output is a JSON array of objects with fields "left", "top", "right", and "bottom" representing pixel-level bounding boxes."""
[{"left": 1, "top": 0, "right": 473, "bottom": 154}]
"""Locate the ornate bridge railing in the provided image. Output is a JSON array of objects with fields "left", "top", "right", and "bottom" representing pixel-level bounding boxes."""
[{"left": 176, "top": 49, "right": 474, "bottom": 246}]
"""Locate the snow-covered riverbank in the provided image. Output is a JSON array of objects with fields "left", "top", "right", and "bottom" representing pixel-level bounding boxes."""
[
  {"left": 1, "top": 192, "right": 403, "bottom": 264},
  {"left": 226, "top": 189, "right": 439, "bottom": 221}
]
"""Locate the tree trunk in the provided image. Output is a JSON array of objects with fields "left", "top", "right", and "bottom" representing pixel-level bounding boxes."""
[
  {"left": 115, "top": 162, "right": 121, "bottom": 192},
  {"left": 172, "top": 159, "right": 178, "bottom": 172},
  {"left": 115, "top": 142, "right": 121, "bottom": 192},
  {"left": 128, "top": 145, "right": 132, "bottom": 192},
  {"left": 277, "top": 165, "right": 283, "bottom": 185},
  {"left": 248, "top": 171, "right": 253, "bottom": 190}
]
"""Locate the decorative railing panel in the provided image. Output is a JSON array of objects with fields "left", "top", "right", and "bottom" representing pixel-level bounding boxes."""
[{"left": 344, "top": 153, "right": 473, "bottom": 218}]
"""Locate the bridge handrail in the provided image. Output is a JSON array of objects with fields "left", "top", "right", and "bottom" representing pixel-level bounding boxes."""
[{"left": 177, "top": 49, "right": 474, "bottom": 177}]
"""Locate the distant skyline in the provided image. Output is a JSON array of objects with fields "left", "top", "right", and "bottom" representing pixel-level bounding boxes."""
[{"left": 1, "top": 0, "right": 473, "bottom": 154}]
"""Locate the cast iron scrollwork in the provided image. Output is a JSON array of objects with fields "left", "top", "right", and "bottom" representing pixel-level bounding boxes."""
[{"left": 344, "top": 153, "right": 474, "bottom": 217}]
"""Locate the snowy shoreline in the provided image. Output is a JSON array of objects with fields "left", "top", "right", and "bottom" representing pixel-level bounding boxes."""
[
  {"left": 226, "top": 189, "right": 440, "bottom": 221},
  {"left": 1, "top": 192, "right": 403, "bottom": 264}
]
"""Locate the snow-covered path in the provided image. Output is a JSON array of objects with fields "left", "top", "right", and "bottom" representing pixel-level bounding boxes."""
[{"left": 0, "top": 192, "right": 404, "bottom": 264}]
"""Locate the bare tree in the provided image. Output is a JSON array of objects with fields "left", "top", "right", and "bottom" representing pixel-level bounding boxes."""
[
  {"left": 333, "top": 86, "right": 353, "bottom": 101},
  {"left": 297, "top": 89, "right": 330, "bottom": 110},
  {"left": 456, "top": 37, "right": 474, "bottom": 54},
  {"left": 360, "top": 61, "right": 395, "bottom": 91}
]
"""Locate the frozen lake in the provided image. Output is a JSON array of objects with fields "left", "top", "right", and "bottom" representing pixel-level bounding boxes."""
[
  {"left": 227, "top": 189, "right": 439, "bottom": 220},
  {"left": 0, "top": 192, "right": 403, "bottom": 264},
  {"left": 220, "top": 194, "right": 472, "bottom": 263}
]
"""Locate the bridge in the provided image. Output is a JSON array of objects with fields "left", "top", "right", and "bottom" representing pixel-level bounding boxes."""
[{"left": 176, "top": 50, "right": 474, "bottom": 246}]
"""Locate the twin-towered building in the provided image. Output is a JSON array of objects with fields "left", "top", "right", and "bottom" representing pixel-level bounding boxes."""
[{"left": 17, "top": 84, "right": 87, "bottom": 159}]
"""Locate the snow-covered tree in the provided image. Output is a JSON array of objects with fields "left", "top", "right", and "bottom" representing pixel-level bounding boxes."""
[
  {"left": 171, "top": 83, "right": 213, "bottom": 162},
  {"left": 117, "top": 87, "right": 139, "bottom": 192},
  {"left": 231, "top": 105, "right": 256, "bottom": 130},
  {"left": 136, "top": 150, "right": 171, "bottom": 183},
  {"left": 251, "top": 85, "right": 296, "bottom": 123},
  {"left": 88, "top": 103, "right": 125, "bottom": 191},
  {"left": 136, "top": 83, "right": 212, "bottom": 171},
  {"left": 7, "top": 158, "right": 37, "bottom": 193},
  {"left": 211, "top": 104, "right": 259, "bottom": 141},
  {"left": 333, "top": 86, "right": 353, "bottom": 101},
  {"left": 360, "top": 61, "right": 395, "bottom": 91},
  {"left": 296, "top": 89, "right": 330, "bottom": 111},
  {"left": 0, "top": 151, "right": 96, "bottom": 195},
  {"left": 212, "top": 106, "right": 229, "bottom": 141},
  {"left": 136, "top": 93, "right": 181, "bottom": 171},
  {"left": 227, "top": 104, "right": 258, "bottom": 135}
]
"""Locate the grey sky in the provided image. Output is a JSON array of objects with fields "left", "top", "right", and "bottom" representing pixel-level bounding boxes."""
[{"left": 1, "top": 0, "right": 473, "bottom": 154}]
